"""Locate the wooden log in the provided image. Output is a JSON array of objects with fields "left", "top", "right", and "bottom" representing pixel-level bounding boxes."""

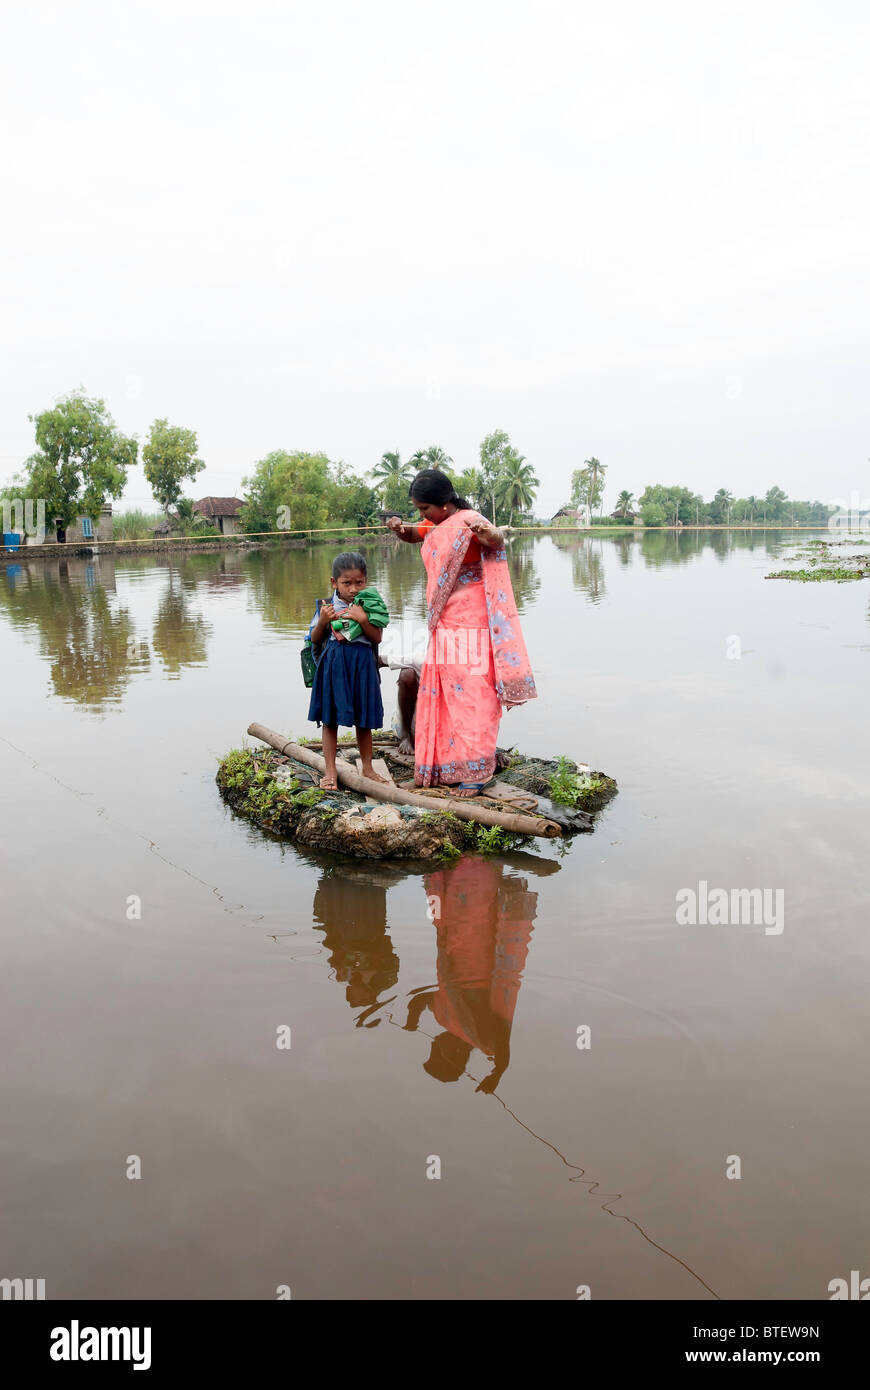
[{"left": 247, "top": 723, "right": 562, "bottom": 838}]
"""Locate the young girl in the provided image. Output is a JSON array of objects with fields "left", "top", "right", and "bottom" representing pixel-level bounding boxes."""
[{"left": 307, "top": 551, "right": 388, "bottom": 790}]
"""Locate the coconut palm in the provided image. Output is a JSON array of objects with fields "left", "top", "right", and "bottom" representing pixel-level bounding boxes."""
[
  {"left": 495, "top": 453, "right": 539, "bottom": 524},
  {"left": 372, "top": 450, "right": 412, "bottom": 485},
  {"left": 410, "top": 445, "right": 453, "bottom": 469},
  {"left": 571, "top": 457, "right": 608, "bottom": 515},
  {"left": 585, "top": 457, "right": 607, "bottom": 517},
  {"left": 614, "top": 489, "right": 635, "bottom": 519}
]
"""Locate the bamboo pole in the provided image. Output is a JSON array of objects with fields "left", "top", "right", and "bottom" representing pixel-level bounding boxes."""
[{"left": 247, "top": 724, "right": 562, "bottom": 839}]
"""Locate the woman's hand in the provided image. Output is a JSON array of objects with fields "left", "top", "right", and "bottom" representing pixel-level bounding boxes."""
[
  {"left": 467, "top": 516, "right": 502, "bottom": 547},
  {"left": 386, "top": 516, "right": 404, "bottom": 534}
]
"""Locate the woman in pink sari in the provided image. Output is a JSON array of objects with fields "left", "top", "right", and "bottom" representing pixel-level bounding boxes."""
[{"left": 386, "top": 469, "right": 537, "bottom": 797}]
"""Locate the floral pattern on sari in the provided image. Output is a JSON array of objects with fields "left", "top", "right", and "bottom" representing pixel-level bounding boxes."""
[{"left": 414, "top": 510, "right": 537, "bottom": 787}]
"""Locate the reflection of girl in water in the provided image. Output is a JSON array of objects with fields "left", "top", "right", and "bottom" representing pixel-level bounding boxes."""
[
  {"left": 404, "top": 856, "right": 537, "bottom": 1093},
  {"left": 312, "top": 872, "right": 399, "bottom": 1014}
]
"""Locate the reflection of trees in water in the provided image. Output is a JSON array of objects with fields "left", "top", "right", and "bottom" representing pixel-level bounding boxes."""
[
  {"left": 375, "top": 544, "right": 429, "bottom": 620},
  {"left": 613, "top": 536, "right": 633, "bottom": 567},
  {"left": 151, "top": 568, "right": 211, "bottom": 675},
  {"left": 246, "top": 548, "right": 328, "bottom": 633},
  {"left": 0, "top": 557, "right": 147, "bottom": 708},
  {"left": 551, "top": 535, "right": 607, "bottom": 602},
  {"left": 246, "top": 543, "right": 429, "bottom": 635},
  {"left": 248, "top": 537, "right": 542, "bottom": 638},
  {"left": 548, "top": 526, "right": 828, "bottom": 586},
  {"left": 310, "top": 852, "right": 556, "bottom": 1091},
  {"left": 638, "top": 529, "right": 701, "bottom": 568},
  {"left": 504, "top": 540, "right": 541, "bottom": 611},
  {"left": 206, "top": 552, "right": 246, "bottom": 588},
  {"left": 640, "top": 526, "right": 819, "bottom": 568}
]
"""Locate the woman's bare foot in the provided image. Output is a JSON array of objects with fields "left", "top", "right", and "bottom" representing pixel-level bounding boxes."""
[
  {"left": 320, "top": 773, "right": 339, "bottom": 790},
  {"left": 397, "top": 735, "right": 414, "bottom": 756},
  {"left": 451, "top": 783, "right": 484, "bottom": 799}
]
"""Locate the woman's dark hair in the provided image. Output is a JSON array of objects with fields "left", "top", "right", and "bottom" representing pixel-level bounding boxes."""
[
  {"left": 331, "top": 550, "right": 367, "bottom": 579},
  {"left": 409, "top": 468, "right": 471, "bottom": 511}
]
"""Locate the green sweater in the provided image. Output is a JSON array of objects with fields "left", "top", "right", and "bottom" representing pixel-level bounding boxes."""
[{"left": 330, "top": 586, "right": 390, "bottom": 642}]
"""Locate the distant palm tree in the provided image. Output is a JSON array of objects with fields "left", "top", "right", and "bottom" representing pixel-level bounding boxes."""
[
  {"left": 615, "top": 489, "right": 635, "bottom": 519},
  {"left": 410, "top": 445, "right": 453, "bottom": 469},
  {"left": 372, "top": 450, "right": 412, "bottom": 486},
  {"left": 573, "top": 456, "right": 607, "bottom": 516},
  {"left": 495, "top": 454, "right": 539, "bottom": 524}
]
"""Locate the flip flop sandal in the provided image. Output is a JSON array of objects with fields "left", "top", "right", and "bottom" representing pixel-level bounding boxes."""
[{"left": 452, "top": 779, "right": 495, "bottom": 798}]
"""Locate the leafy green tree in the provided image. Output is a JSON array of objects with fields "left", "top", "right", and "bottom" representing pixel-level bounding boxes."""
[
  {"left": 478, "top": 430, "right": 532, "bottom": 524},
  {"left": 765, "top": 485, "right": 788, "bottom": 522},
  {"left": 708, "top": 488, "right": 734, "bottom": 524},
  {"left": 380, "top": 476, "right": 417, "bottom": 518},
  {"left": 571, "top": 457, "right": 607, "bottom": 515},
  {"left": 241, "top": 450, "right": 332, "bottom": 533},
  {"left": 453, "top": 467, "right": 484, "bottom": 511},
  {"left": 637, "top": 484, "right": 698, "bottom": 526},
  {"left": 241, "top": 451, "right": 379, "bottom": 534},
  {"left": 691, "top": 494, "right": 708, "bottom": 525},
  {"left": 329, "top": 461, "right": 380, "bottom": 526},
  {"left": 793, "top": 498, "right": 834, "bottom": 525},
  {"left": 639, "top": 501, "right": 667, "bottom": 527},
  {"left": 614, "top": 489, "right": 635, "bottom": 519},
  {"left": 143, "top": 418, "right": 205, "bottom": 514},
  {"left": 23, "top": 390, "right": 137, "bottom": 529}
]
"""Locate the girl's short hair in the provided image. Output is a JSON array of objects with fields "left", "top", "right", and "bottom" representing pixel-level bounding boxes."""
[{"left": 331, "top": 550, "right": 367, "bottom": 579}]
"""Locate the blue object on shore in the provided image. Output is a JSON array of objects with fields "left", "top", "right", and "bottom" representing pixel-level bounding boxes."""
[{"left": 4, "top": 533, "right": 21, "bottom": 552}]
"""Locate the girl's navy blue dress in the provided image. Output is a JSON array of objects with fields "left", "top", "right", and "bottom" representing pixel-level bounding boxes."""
[{"left": 308, "top": 599, "right": 383, "bottom": 730}]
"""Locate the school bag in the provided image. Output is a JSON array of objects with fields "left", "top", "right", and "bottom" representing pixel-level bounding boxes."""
[{"left": 301, "top": 598, "right": 326, "bottom": 688}]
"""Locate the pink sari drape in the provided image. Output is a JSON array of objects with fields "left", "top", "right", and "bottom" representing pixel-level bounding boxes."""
[{"left": 414, "top": 510, "right": 537, "bottom": 788}]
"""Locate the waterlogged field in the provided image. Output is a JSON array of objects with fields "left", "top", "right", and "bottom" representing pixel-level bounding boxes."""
[{"left": 0, "top": 530, "right": 868, "bottom": 1300}]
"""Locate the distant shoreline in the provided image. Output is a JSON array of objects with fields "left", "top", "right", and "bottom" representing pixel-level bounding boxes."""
[{"left": 0, "top": 522, "right": 835, "bottom": 565}]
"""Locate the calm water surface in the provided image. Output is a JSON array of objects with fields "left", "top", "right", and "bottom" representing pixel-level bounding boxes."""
[{"left": 1, "top": 531, "right": 867, "bottom": 1299}]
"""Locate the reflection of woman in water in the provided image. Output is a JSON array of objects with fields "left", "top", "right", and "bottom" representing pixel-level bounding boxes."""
[{"left": 404, "top": 856, "right": 538, "bottom": 1093}]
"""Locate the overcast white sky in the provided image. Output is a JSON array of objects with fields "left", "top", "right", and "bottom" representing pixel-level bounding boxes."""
[{"left": 1, "top": 0, "right": 868, "bottom": 516}]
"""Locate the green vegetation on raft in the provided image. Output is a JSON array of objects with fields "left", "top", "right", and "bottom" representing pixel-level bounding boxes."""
[
  {"left": 217, "top": 747, "right": 328, "bottom": 833},
  {"left": 420, "top": 809, "right": 526, "bottom": 859},
  {"left": 549, "top": 755, "right": 604, "bottom": 806},
  {"left": 218, "top": 742, "right": 616, "bottom": 859}
]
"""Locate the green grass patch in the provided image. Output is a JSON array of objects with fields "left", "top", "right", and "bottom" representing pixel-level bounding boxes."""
[
  {"left": 549, "top": 755, "right": 604, "bottom": 805},
  {"left": 766, "top": 567, "right": 867, "bottom": 582}
]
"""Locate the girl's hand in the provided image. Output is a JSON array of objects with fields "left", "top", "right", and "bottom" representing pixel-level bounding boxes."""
[
  {"left": 320, "top": 601, "right": 336, "bottom": 622},
  {"left": 343, "top": 604, "right": 365, "bottom": 622}
]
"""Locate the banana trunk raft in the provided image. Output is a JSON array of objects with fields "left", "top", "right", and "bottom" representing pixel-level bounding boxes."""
[{"left": 216, "top": 723, "right": 618, "bottom": 860}]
